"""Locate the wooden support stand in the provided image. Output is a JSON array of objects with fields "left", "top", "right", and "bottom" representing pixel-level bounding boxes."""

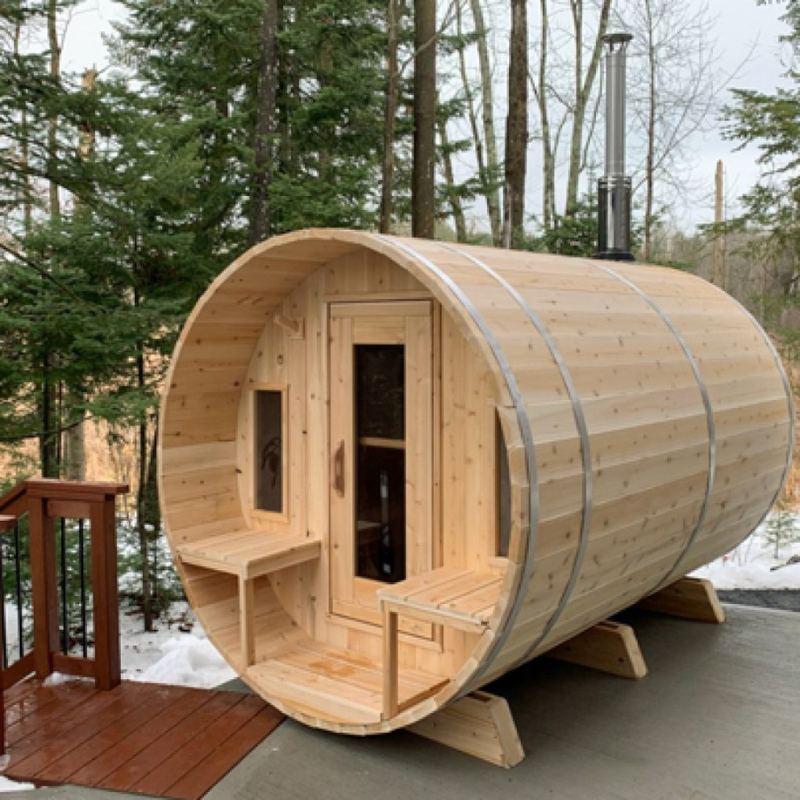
[
  {"left": 410, "top": 691, "right": 524, "bottom": 768},
  {"left": 638, "top": 577, "right": 725, "bottom": 624},
  {"left": 547, "top": 620, "right": 648, "bottom": 679}
]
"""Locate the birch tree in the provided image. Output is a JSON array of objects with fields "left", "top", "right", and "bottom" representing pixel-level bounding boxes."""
[{"left": 618, "top": 0, "right": 728, "bottom": 261}]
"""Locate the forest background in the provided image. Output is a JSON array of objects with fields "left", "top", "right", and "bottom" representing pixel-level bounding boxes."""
[{"left": 1, "top": 0, "right": 798, "bottom": 631}]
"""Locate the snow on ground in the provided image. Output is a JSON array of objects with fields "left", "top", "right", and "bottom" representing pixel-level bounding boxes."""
[
  {"left": 0, "top": 776, "right": 34, "bottom": 792},
  {"left": 691, "top": 512, "right": 800, "bottom": 590},
  {"left": 120, "top": 600, "right": 235, "bottom": 688},
  {"left": 117, "top": 514, "right": 800, "bottom": 688}
]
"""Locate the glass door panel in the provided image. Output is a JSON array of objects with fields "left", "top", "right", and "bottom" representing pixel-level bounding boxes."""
[{"left": 329, "top": 301, "right": 433, "bottom": 632}]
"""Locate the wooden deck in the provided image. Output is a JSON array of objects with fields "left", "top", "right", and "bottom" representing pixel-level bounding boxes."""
[{"left": 2, "top": 677, "right": 284, "bottom": 799}]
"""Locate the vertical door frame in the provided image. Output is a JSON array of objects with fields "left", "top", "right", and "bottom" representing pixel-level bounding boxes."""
[{"left": 328, "top": 300, "right": 436, "bottom": 636}]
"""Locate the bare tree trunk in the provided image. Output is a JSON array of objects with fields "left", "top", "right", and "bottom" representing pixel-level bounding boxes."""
[
  {"left": 13, "top": 20, "right": 32, "bottom": 231},
  {"left": 502, "top": 0, "right": 528, "bottom": 248},
  {"left": 250, "top": 0, "right": 280, "bottom": 245},
  {"left": 469, "top": 0, "right": 501, "bottom": 244},
  {"left": 412, "top": 0, "right": 436, "bottom": 239},
  {"left": 564, "top": 0, "right": 611, "bottom": 217},
  {"left": 39, "top": 0, "right": 62, "bottom": 478},
  {"left": 380, "top": 0, "right": 401, "bottom": 233},
  {"left": 47, "top": 0, "right": 61, "bottom": 220},
  {"left": 713, "top": 160, "right": 725, "bottom": 288},
  {"left": 534, "top": 0, "right": 556, "bottom": 230},
  {"left": 437, "top": 112, "right": 467, "bottom": 241},
  {"left": 134, "top": 288, "right": 154, "bottom": 631},
  {"left": 64, "top": 68, "right": 97, "bottom": 482},
  {"left": 642, "top": 0, "right": 656, "bottom": 261},
  {"left": 455, "top": 2, "right": 489, "bottom": 240}
]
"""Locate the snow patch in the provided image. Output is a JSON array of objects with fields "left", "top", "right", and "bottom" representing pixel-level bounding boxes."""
[
  {"left": 42, "top": 672, "right": 84, "bottom": 687},
  {"left": 131, "top": 634, "right": 236, "bottom": 689},
  {"left": 691, "top": 512, "right": 800, "bottom": 590},
  {"left": 0, "top": 776, "right": 34, "bottom": 792}
]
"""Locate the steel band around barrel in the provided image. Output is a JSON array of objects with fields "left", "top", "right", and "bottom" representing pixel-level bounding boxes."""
[
  {"left": 370, "top": 235, "right": 540, "bottom": 696},
  {"left": 440, "top": 244, "right": 594, "bottom": 674},
  {"left": 581, "top": 259, "right": 716, "bottom": 595}
]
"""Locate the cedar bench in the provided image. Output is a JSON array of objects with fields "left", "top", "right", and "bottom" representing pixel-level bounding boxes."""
[
  {"left": 378, "top": 567, "right": 503, "bottom": 719},
  {"left": 176, "top": 530, "right": 320, "bottom": 666}
]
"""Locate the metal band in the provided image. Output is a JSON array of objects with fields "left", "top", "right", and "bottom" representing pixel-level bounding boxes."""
[
  {"left": 370, "top": 235, "right": 540, "bottom": 692},
  {"left": 581, "top": 259, "right": 717, "bottom": 594},
  {"left": 702, "top": 281, "right": 796, "bottom": 549},
  {"left": 439, "top": 245, "right": 594, "bottom": 674}
]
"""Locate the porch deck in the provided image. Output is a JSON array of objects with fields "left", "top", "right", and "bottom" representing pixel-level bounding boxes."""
[{"left": 2, "top": 678, "right": 283, "bottom": 799}]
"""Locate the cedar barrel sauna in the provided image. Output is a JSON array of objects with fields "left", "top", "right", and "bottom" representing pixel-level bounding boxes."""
[{"left": 158, "top": 229, "right": 794, "bottom": 739}]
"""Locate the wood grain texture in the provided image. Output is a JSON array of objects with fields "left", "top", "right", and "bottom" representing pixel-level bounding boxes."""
[
  {"left": 158, "top": 230, "right": 793, "bottom": 735},
  {"left": 3, "top": 679, "right": 283, "bottom": 799}
]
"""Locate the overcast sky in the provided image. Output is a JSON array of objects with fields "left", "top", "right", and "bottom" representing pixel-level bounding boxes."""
[{"left": 59, "top": 0, "right": 795, "bottom": 233}]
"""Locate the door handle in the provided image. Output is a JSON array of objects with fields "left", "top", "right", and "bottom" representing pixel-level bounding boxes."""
[{"left": 332, "top": 440, "right": 345, "bottom": 497}]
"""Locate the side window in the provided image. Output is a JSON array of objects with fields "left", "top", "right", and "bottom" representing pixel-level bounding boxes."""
[
  {"left": 254, "top": 388, "right": 286, "bottom": 516},
  {"left": 497, "top": 414, "right": 511, "bottom": 558}
]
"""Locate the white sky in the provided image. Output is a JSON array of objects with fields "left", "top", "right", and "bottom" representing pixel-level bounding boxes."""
[{"left": 59, "top": 0, "right": 794, "bottom": 233}]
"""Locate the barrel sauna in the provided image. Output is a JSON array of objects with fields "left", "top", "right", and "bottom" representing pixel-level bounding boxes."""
[{"left": 158, "top": 229, "right": 794, "bottom": 735}]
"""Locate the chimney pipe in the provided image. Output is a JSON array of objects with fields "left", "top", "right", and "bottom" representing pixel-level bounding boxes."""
[{"left": 596, "top": 32, "right": 634, "bottom": 262}]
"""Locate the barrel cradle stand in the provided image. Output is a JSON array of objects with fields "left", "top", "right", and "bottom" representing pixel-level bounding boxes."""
[{"left": 158, "top": 230, "right": 794, "bottom": 770}]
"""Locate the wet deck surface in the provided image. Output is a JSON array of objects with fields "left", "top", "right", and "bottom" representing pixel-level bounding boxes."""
[
  {"left": 2, "top": 603, "right": 799, "bottom": 800},
  {"left": 2, "top": 678, "right": 283, "bottom": 799}
]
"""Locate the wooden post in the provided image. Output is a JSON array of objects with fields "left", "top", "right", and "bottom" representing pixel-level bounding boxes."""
[
  {"left": 90, "top": 496, "right": 121, "bottom": 690},
  {"left": 0, "top": 516, "right": 15, "bottom": 756},
  {"left": 382, "top": 605, "right": 399, "bottom": 720},
  {"left": 240, "top": 577, "right": 256, "bottom": 668},
  {"left": 28, "top": 496, "right": 58, "bottom": 680}
]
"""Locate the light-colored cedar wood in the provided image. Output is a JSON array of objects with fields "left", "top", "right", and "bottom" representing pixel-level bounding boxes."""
[
  {"left": 547, "top": 620, "right": 648, "bottom": 679},
  {"left": 379, "top": 568, "right": 503, "bottom": 717},
  {"left": 176, "top": 530, "right": 320, "bottom": 579},
  {"left": 409, "top": 691, "right": 524, "bottom": 768},
  {"left": 158, "top": 229, "right": 792, "bottom": 739},
  {"left": 638, "top": 577, "right": 726, "bottom": 624}
]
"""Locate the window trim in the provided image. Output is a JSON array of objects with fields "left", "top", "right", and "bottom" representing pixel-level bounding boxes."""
[{"left": 251, "top": 383, "right": 290, "bottom": 524}]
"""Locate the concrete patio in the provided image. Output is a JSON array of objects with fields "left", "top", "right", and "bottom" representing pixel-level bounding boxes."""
[{"left": 7, "top": 603, "right": 799, "bottom": 800}]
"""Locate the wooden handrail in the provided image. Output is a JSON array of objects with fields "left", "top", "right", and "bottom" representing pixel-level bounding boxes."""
[
  {"left": 24, "top": 478, "right": 129, "bottom": 499},
  {"left": 0, "top": 479, "right": 130, "bottom": 702}
]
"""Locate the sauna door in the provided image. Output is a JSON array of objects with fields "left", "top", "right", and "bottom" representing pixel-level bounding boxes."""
[{"left": 329, "top": 300, "right": 433, "bottom": 630}]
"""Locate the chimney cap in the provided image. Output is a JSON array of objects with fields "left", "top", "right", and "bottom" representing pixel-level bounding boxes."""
[{"left": 603, "top": 32, "right": 633, "bottom": 49}]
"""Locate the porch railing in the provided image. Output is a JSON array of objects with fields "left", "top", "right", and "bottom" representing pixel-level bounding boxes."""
[{"left": 0, "top": 478, "right": 129, "bottom": 753}]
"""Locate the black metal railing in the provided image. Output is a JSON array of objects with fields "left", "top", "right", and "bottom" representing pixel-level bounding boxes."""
[
  {"left": 0, "top": 513, "right": 31, "bottom": 671},
  {"left": 57, "top": 517, "right": 93, "bottom": 660}
]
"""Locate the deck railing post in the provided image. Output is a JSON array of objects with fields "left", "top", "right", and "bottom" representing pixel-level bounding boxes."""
[
  {"left": 0, "top": 515, "right": 16, "bottom": 756},
  {"left": 90, "top": 495, "right": 121, "bottom": 690},
  {"left": 28, "top": 496, "right": 59, "bottom": 681}
]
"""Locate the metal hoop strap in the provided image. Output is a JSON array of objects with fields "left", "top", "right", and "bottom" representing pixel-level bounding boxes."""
[
  {"left": 440, "top": 245, "right": 594, "bottom": 673},
  {"left": 371, "top": 235, "right": 540, "bottom": 692},
  {"left": 703, "top": 282, "right": 796, "bottom": 547},
  {"left": 581, "top": 259, "right": 716, "bottom": 593}
]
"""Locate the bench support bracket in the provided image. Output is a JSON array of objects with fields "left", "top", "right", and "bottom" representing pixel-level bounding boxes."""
[{"left": 409, "top": 691, "right": 525, "bottom": 768}]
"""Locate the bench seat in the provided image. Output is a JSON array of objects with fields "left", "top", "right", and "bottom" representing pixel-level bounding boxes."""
[
  {"left": 176, "top": 529, "right": 321, "bottom": 667},
  {"left": 176, "top": 529, "right": 320, "bottom": 579},
  {"left": 378, "top": 567, "right": 503, "bottom": 719}
]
